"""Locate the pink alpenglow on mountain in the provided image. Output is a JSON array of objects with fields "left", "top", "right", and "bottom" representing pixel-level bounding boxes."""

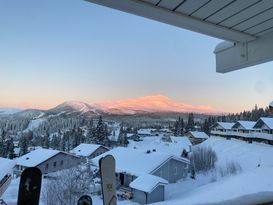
[{"left": 92, "top": 95, "right": 213, "bottom": 114}]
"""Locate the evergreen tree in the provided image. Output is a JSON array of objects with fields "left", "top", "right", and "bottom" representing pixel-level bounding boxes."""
[
  {"left": 7, "top": 137, "right": 15, "bottom": 159},
  {"left": 19, "top": 136, "right": 28, "bottom": 156},
  {"left": 186, "top": 113, "right": 195, "bottom": 131},
  {"left": 94, "top": 116, "right": 108, "bottom": 145}
]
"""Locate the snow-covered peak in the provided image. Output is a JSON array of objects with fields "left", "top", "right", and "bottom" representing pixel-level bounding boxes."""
[
  {"left": 92, "top": 95, "right": 214, "bottom": 114},
  {"left": 57, "top": 101, "right": 92, "bottom": 113}
]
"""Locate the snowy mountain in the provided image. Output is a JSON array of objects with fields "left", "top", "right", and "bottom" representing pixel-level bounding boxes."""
[
  {"left": 92, "top": 95, "right": 213, "bottom": 114},
  {"left": 47, "top": 101, "right": 103, "bottom": 116},
  {"left": 0, "top": 108, "right": 22, "bottom": 116},
  {"left": 0, "top": 95, "right": 214, "bottom": 118}
]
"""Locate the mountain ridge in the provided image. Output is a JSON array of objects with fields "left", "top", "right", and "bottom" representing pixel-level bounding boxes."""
[{"left": 0, "top": 95, "right": 214, "bottom": 117}]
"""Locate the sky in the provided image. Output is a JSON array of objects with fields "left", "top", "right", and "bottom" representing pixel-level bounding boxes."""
[{"left": 0, "top": 0, "right": 273, "bottom": 113}]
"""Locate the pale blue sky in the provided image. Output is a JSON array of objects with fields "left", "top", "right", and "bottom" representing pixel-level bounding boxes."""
[{"left": 0, "top": 0, "right": 273, "bottom": 112}]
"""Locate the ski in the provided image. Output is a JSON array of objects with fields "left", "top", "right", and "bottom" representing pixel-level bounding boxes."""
[
  {"left": 17, "top": 167, "right": 42, "bottom": 205},
  {"left": 77, "top": 195, "right": 92, "bottom": 205},
  {"left": 99, "top": 155, "right": 117, "bottom": 205}
]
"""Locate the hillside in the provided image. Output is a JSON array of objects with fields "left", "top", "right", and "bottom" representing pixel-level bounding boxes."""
[{"left": 157, "top": 137, "right": 273, "bottom": 205}]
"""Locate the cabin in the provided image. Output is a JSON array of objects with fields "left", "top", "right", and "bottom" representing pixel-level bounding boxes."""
[
  {"left": 231, "top": 121, "right": 256, "bottom": 142},
  {"left": 186, "top": 131, "right": 209, "bottom": 145},
  {"left": 92, "top": 147, "right": 190, "bottom": 184},
  {"left": 210, "top": 122, "right": 235, "bottom": 139},
  {"left": 92, "top": 147, "right": 189, "bottom": 203},
  {"left": 70, "top": 143, "right": 109, "bottom": 162},
  {"left": 129, "top": 174, "right": 168, "bottom": 204},
  {"left": 15, "top": 148, "right": 81, "bottom": 176},
  {"left": 253, "top": 118, "right": 273, "bottom": 143},
  {"left": 0, "top": 158, "right": 15, "bottom": 197}
]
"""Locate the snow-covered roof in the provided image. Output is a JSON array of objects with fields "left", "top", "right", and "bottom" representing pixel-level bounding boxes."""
[
  {"left": 260, "top": 117, "right": 273, "bottom": 129},
  {"left": 233, "top": 121, "right": 256, "bottom": 130},
  {"left": 70, "top": 143, "right": 105, "bottom": 157},
  {"left": 16, "top": 148, "right": 60, "bottom": 167},
  {"left": 92, "top": 147, "right": 189, "bottom": 176},
  {"left": 254, "top": 118, "right": 273, "bottom": 129},
  {"left": 216, "top": 122, "right": 235, "bottom": 130},
  {"left": 0, "top": 158, "right": 15, "bottom": 180},
  {"left": 137, "top": 128, "right": 156, "bottom": 135},
  {"left": 129, "top": 174, "right": 168, "bottom": 193},
  {"left": 188, "top": 131, "right": 209, "bottom": 139},
  {"left": 128, "top": 136, "right": 192, "bottom": 156}
]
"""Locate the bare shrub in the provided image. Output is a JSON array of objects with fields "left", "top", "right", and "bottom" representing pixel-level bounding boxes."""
[
  {"left": 190, "top": 146, "right": 217, "bottom": 172},
  {"left": 219, "top": 161, "right": 242, "bottom": 177},
  {"left": 42, "top": 165, "right": 94, "bottom": 205}
]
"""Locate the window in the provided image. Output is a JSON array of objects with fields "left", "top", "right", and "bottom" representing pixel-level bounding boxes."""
[
  {"left": 60, "top": 160, "right": 63, "bottom": 166},
  {"left": 53, "top": 162, "right": 57, "bottom": 168},
  {"left": 45, "top": 163, "right": 49, "bottom": 170}
]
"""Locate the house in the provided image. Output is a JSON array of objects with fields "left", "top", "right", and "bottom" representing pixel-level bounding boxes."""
[
  {"left": 92, "top": 147, "right": 190, "bottom": 186},
  {"left": 253, "top": 117, "right": 273, "bottom": 142},
  {"left": 230, "top": 121, "right": 257, "bottom": 141},
  {"left": 129, "top": 174, "right": 168, "bottom": 204},
  {"left": 0, "top": 158, "right": 15, "bottom": 197},
  {"left": 210, "top": 122, "right": 235, "bottom": 138},
  {"left": 15, "top": 148, "right": 81, "bottom": 176},
  {"left": 70, "top": 143, "right": 109, "bottom": 161},
  {"left": 137, "top": 129, "right": 156, "bottom": 136},
  {"left": 186, "top": 131, "right": 209, "bottom": 145}
]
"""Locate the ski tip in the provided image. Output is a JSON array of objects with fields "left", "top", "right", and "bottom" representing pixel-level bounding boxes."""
[
  {"left": 78, "top": 195, "right": 92, "bottom": 205},
  {"left": 22, "top": 167, "right": 42, "bottom": 176}
]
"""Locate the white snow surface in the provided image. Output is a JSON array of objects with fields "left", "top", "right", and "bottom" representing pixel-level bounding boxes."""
[
  {"left": 70, "top": 143, "right": 102, "bottom": 157},
  {"left": 92, "top": 147, "right": 188, "bottom": 177},
  {"left": 16, "top": 148, "right": 59, "bottom": 167},
  {"left": 24, "top": 118, "right": 46, "bottom": 132},
  {"left": 152, "top": 136, "right": 273, "bottom": 205},
  {"left": 0, "top": 157, "right": 15, "bottom": 180},
  {"left": 188, "top": 131, "right": 209, "bottom": 139},
  {"left": 128, "top": 136, "right": 192, "bottom": 155},
  {"left": 129, "top": 174, "right": 168, "bottom": 193}
]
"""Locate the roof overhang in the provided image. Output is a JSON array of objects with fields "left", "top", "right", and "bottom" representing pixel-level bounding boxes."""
[{"left": 85, "top": 0, "right": 273, "bottom": 73}]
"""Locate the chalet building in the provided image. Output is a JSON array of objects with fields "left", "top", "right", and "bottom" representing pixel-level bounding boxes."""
[
  {"left": 92, "top": 147, "right": 190, "bottom": 185},
  {"left": 253, "top": 118, "right": 273, "bottom": 143},
  {"left": 210, "top": 122, "right": 235, "bottom": 139},
  {"left": 210, "top": 118, "right": 273, "bottom": 144},
  {"left": 0, "top": 158, "right": 15, "bottom": 197},
  {"left": 70, "top": 143, "right": 109, "bottom": 161},
  {"left": 129, "top": 174, "right": 168, "bottom": 204},
  {"left": 186, "top": 131, "right": 209, "bottom": 145},
  {"left": 15, "top": 148, "right": 81, "bottom": 176},
  {"left": 137, "top": 129, "right": 156, "bottom": 136},
  {"left": 232, "top": 121, "right": 256, "bottom": 133},
  {"left": 92, "top": 147, "right": 190, "bottom": 203}
]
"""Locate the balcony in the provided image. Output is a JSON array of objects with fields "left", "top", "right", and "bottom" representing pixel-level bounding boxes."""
[{"left": 211, "top": 130, "right": 273, "bottom": 141}]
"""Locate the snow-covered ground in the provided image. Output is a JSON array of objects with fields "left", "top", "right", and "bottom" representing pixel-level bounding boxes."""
[
  {"left": 23, "top": 118, "right": 46, "bottom": 132},
  {"left": 155, "top": 136, "right": 273, "bottom": 205}
]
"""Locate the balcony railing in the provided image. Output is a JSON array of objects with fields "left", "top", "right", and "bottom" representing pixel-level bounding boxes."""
[{"left": 211, "top": 130, "right": 273, "bottom": 141}]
